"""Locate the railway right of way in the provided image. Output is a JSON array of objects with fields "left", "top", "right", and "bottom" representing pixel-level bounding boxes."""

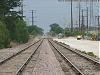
[
  {"left": 48, "top": 39, "right": 100, "bottom": 75},
  {"left": 0, "top": 39, "right": 43, "bottom": 75}
]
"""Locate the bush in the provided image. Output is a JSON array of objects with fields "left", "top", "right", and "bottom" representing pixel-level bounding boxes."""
[
  {"left": 87, "top": 52, "right": 96, "bottom": 57},
  {"left": 81, "top": 51, "right": 87, "bottom": 54},
  {"left": 15, "top": 20, "right": 29, "bottom": 43},
  {"left": 27, "top": 25, "right": 43, "bottom": 37},
  {"left": 65, "top": 30, "right": 81, "bottom": 37},
  {"left": 0, "top": 21, "right": 10, "bottom": 48}
]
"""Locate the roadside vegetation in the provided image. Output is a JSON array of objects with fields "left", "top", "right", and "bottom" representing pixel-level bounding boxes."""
[
  {"left": 49, "top": 23, "right": 64, "bottom": 36},
  {"left": 48, "top": 23, "right": 81, "bottom": 37},
  {"left": 0, "top": 0, "right": 43, "bottom": 49},
  {"left": 27, "top": 25, "right": 43, "bottom": 37},
  {"left": 81, "top": 51, "right": 97, "bottom": 58},
  {"left": 48, "top": 23, "right": 99, "bottom": 41}
]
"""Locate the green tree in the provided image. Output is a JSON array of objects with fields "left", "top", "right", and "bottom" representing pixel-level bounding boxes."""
[
  {"left": 0, "top": 0, "right": 30, "bottom": 48},
  {"left": 15, "top": 20, "right": 29, "bottom": 43},
  {"left": 27, "top": 25, "right": 43, "bottom": 37},
  {"left": 4, "top": 16, "right": 17, "bottom": 40},
  {"left": 64, "top": 28, "right": 81, "bottom": 37},
  {"left": 50, "top": 23, "right": 64, "bottom": 36},
  {"left": 0, "top": 21, "right": 10, "bottom": 48},
  {"left": 0, "top": 0, "right": 20, "bottom": 17}
]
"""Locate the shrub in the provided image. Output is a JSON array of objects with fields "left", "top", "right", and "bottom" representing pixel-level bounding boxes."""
[
  {"left": 0, "top": 21, "right": 10, "bottom": 48},
  {"left": 87, "top": 52, "right": 96, "bottom": 57},
  {"left": 15, "top": 20, "right": 29, "bottom": 43}
]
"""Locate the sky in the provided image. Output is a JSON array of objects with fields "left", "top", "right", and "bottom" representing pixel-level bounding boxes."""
[{"left": 23, "top": 0, "right": 99, "bottom": 32}]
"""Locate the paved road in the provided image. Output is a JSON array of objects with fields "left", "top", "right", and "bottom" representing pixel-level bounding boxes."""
[{"left": 54, "top": 37, "right": 100, "bottom": 58}]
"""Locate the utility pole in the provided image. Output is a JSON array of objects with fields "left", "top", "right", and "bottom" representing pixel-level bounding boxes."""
[
  {"left": 78, "top": 0, "right": 81, "bottom": 31},
  {"left": 95, "top": 0, "right": 100, "bottom": 34},
  {"left": 75, "top": 21, "right": 78, "bottom": 31},
  {"left": 95, "top": 16, "right": 100, "bottom": 33},
  {"left": 86, "top": 7, "right": 89, "bottom": 33},
  {"left": 98, "top": 0, "right": 100, "bottom": 33},
  {"left": 63, "top": 18, "right": 66, "bottom": 38},
  {"left": 90, "top": 0, "right": 93, "bottom": 26},
  {"left": 97, "top": 16, "right": 100, "bottom": 32},
  {"left": 71, "top": 0, "right": 73, "bottom": 32},
  {"left": 31, "top": 10, "right": 36, "bottom": 26},
  {"left": 32, "top": 10, "right": 34, "bottom": 26},
  {"left": 81, "top": 9, "right": 85, "bottom": 36},
  {"left": 21, "top": 0, "right": 24, "bottom": 17}
]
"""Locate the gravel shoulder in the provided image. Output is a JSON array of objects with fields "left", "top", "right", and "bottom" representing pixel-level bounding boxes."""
[
  {"left": 0, "top": 39, "right": 38, "bottom": 62},
  {"left": 54, "top": 37, "right": 100, "bottom": 58}
]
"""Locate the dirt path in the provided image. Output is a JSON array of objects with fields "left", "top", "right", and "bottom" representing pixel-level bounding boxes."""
[{"left": 32, "top": 39, "right": 65, "bottom": 75}]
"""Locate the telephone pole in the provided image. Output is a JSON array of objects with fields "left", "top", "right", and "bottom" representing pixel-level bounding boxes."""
[
  {"left": 78, "top": 0, "right": 81, "bottom": 31},
  {"left": 86, "top": 7, "right": 89, "bottom": 33},
  {"left": 71, "top": 0, "right": 73, "bottom": 32},
  {"left": 98, "top": 0, "right": 100, "bottom": 32},
  {"left": 32, "top": 10, "right": 34, "bottom": 26},
  {"left": 21, "top": 0, "right": 24, "bottom": 17},
  {"left": 97, "top": 16, "right": 100, "bottom": 32},
  {"left": 81, "top": 9, "right": 85, "bottom": 35},
  {"left": 95, "top": 0, "right": 100, "bottom": 34},
  {"left": 31, "top": 10, "right": 36, "bottom": 26},
  {"left": 90, "top": 0, "right": 93, "bottom": 26}
]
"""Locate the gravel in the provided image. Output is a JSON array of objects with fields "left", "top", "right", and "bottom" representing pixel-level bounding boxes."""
[
  {"left": 51, "top": 40, "right": 100, "bottom": 75},
  {"left": 0, "top": 40, "right": 38, "bottom": 62},
  {"left": 54, "top": 37, "right": 100, "bottom": 58},
  {"left": 0, "top": 41, "right": 41, "bottom": 75},
  {"left": 49, "top": 40, "right": 77, "bottom": 75},
  {"left": 32, "top": 39, "right": 65, "bottom": 75}
]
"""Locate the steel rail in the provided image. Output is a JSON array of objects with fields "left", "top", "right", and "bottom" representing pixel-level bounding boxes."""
[
  {"left": 16, "top": 39, "right": 43, "bottom": 75},
  {"left": 54, "top": 40, "right": 100, "bottom": 65},
  {"left": 48, "top": 39, "right": 85, "bottom": 75},
  {"left": 0, "top": 39, "right": 41, "bottom": 65}
]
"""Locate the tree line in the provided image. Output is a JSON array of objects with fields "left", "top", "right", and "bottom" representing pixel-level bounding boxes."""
[
  {"left": 49, "top": 23, "right": 81, "bottom": 37},
  {"left": 49, "top": 23, "right": 99, "bottom": 40},
  {"left": 0, "top": 0, "right": 43, "bottom": 49}
]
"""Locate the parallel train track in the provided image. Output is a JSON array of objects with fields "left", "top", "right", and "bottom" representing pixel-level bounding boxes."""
[
  {"left": 0, "top": 39, "right": 43, "bottom": 75},
  {"left": 48, "top": 39, "right": 100, "bottom": 75},
  {"left": 0, "top": 38, "right": 100, "bottom": 75}
]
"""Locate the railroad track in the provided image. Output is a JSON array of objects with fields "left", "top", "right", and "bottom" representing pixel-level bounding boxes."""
[
  {"left": 48, "top": 39, "right": 100, "bottom": 75},
  {"left": 0, "top": 39, "right": 43, "bottom": 75},
  {"left": 20, "top": 44, "right": 41, "bottom": 75},
  {"left": 0, "top": 40, "right": 41, "bottom": 65}
]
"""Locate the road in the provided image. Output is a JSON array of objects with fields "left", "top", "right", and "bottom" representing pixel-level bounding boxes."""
[{"left": 54, "top": 37, "right": 100, "bottom": 58}]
